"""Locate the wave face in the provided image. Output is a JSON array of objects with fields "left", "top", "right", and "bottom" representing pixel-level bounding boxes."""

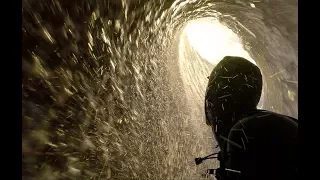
[{"left": 22, "top": 0, "right": 297, "bottom": 179}]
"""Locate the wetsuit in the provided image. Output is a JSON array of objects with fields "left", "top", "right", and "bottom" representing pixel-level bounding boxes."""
[{"left": 204, "top": 56, "right": 298, "bottom": 180}]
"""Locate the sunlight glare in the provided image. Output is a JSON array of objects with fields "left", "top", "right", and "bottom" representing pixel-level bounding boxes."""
[{"left": 183, "top": 18, "right": 256, "bottom": 66}]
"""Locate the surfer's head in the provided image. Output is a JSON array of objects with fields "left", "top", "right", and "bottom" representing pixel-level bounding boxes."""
[{"left": 204, "top": 56, "right": 262, "bottom": 140}]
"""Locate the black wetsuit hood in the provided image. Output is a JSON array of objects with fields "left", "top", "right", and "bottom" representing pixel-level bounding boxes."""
[{"left": 205, "top": 56, "right": 263, "bottom": 146}]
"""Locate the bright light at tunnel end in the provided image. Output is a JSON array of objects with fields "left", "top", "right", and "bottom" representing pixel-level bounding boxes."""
[
  {"left": 180, "top": 18, "right": 263, "bottom": 108},
  {"left": 182, "top": 18, "right": 256, "bottom": 66}
]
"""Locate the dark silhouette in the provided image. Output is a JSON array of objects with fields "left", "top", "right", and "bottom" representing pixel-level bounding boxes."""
[{"left": 197, "top": 56, "right": 298, "bottom": 180}]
